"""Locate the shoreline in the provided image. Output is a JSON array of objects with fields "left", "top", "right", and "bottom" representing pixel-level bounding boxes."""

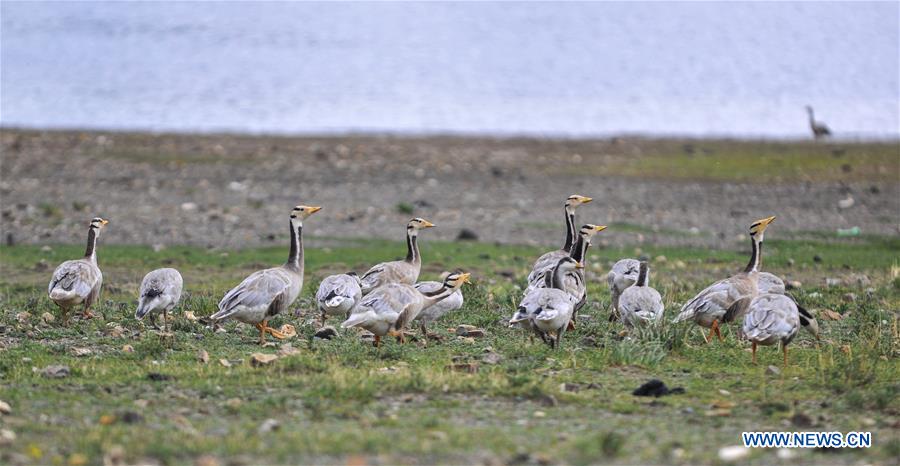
[{"left": 1, "top": 128, "right": 897, "bottom": 249}]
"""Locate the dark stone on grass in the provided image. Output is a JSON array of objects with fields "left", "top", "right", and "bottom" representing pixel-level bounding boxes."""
[
  {"left": 119, "top": 411, "right": 144, "bottom": 424},
  {"left": 791, "top": 412, "right": 814, "bottom": 428},
  {"left": 813, "top": 255, "right": 823, "bottom": 263},
  {"left": 456, "top": 228, "right": 479, "bottom": 241},
  {"left": 632, "top": 379, "right": 684, "bottom": 397},
  {"left": 314, "top": 326, "right": 338, "bottom": 339},
  {"left": 147, "top": 372, "right": 173, "bottom": 381},
  {"left": 539, "top": 394, "right": 558, "bottom": 407}
]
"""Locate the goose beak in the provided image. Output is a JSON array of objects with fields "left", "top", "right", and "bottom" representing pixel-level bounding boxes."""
[
  {"left": 308, "top": 206, "right": 322, "bottom": 214},
  {"left": 575, "top": 262, "right": 584, "bottom": 269},
  {"left": 459, "top": 272, "right": 471, "bottom": 284},
  {"left": 593, "top": 225, "right": 607, "bottom": 232},
  {"left": 421, "top": 219, "right": 436, "bottom": 228},
  {"left": 100, "top": 219, "right": 109, "bottom": 226}
]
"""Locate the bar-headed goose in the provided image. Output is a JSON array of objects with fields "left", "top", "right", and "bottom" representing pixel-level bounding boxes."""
[
  {"left": 525, "top": 195, "right": 592, "bottom": 293},
  {"left": 315, "top": 272, "right": 362, "bottom": 323},
  {"left": 135, "top": 268, "right": 183, "bottom": 332},
  {"left": 413, "top": 271, "right": 464, "bottom": 338},
  {"left": 342, "top": 272, "right": 470, "bottom": 347},
  {"left": 512, "top": 257, "right": 582, "bottom": 349},
  {"left": 48, "top": 217, "right": 109, "bottom": 325},
  {"left": 674, "top": 216, "right": 776, "bottom": 343},
  {"left": 360, "top": 218, "right": 435, "bottom": 294},
  {"left": 742, "top": 293, "right": 819, "bottom": 366},
  {"left": 618, "top": 261, "right": 664, "bottom": 327},
  {"left": 211, "top": 205, "right": 321, "bottom": 344}
]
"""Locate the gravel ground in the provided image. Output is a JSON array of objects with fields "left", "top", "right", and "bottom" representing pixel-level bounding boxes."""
[{"left": 1, "top": 129, "right": 897, "bottom": 249}]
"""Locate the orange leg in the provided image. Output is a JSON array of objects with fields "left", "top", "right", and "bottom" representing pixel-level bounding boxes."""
[
  {"left": 712, "top": 320, "right": 724, "bottom": 342},
  {"left": 373, "top": 335, "right": 381, "bottom": 348},
  {"left": 256, "top": 321, "right": 267, "bottom": 345},
  {"left": 82, "top": 305, "right": 95, "bottom": 320},
  {"left": 751, "top": 341, "right": 758, "bottom": 364},
  {"left": 567, "top": 320, "right": 576, "bottom": 331},
  {"left": 705, "top": 325, "right": 716, "bottom": 344}
]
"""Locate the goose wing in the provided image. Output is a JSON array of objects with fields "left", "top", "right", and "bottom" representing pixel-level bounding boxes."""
[
  {"left": 141, "top": 268, "right": 183, "bottom": 301},
  {"left": 742, "top": 294, "right": 799, "bottom": 342},
  {"left": 213, "top": 268, "right": 292, "bottom": 320},
  {"left": 316, "top": 274, "right": 362, "bottom": 303},
  {"left": 526, "top": 250, "right": 567, "bottom": 290},
  {"left": 360, "top": 261, "right": 418, "bottom": 292},
  {"left": 49, "top": 260, "right": 100, "bottom": 299},
  {"left": 674, "top": 278, "right": 735, "bottom": 323}
]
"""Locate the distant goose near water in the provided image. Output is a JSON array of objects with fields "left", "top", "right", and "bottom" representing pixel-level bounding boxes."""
[{"left": 805, "top": 106, "right": 831, "bottom": 140}]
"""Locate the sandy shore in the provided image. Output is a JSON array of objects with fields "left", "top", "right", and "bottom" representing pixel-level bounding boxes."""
[{"left": 1, "top": 129, "right": 897, "bottom": 249}]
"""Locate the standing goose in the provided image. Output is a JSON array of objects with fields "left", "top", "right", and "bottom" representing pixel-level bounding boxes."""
[
  {"left": 48, "top": 217, "right": 109, "bottom": 325},
  {"left": 315, "top": 272, "right": 362, "bottom": 323},
  {"left": 618, "top": 261, "right": 664, "bottom": 328},
  {"left": 525, "top": 195, "right": 592, "bottom": 291},
  {"left": 607, "top": 258, "right": 640, "bottom": 321},
  {"left": 742, "top": 293, "right": 819, "bottom": 366},
  {"left": 135, "top": 268, "right": 183, "bottom": 332},
  {"left": 805, "top": 105, "right": 831, "bottom": 140},
  {"left": 674, "top": 216, "right": 776, "bottom": 343},
  {"left": 511, "top": 257, "right": 582, "bottom": 349},
  {"left": 341, "top": 272, "right": 470, "bottom": 347},
  {"left": 211, "top": 205, "right": 321, "bottom": 345},
  {"left": 359, "top": 218, "right": 435, "bottom": 294},
  {"left": 413, "top": 272, "right": 464, "bottom": 338}
]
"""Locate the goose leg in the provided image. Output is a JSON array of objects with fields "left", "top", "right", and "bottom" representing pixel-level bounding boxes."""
[
  {"left": 61, "top": 307, "right": 71, "bottom": 327},
  {"left": 704, "top": 325, "right": 715, "bottom": 344},
  {"left": 373, "top": 335, "right": 381, "bottom": 348},
  {"left": 256, "top": 322, "right": 267, "bottom": 345},
  {"left": 712, "top": 320, "right": 724, "bottom": 342},
  {"left": 751, "top": 341, "right": 758, "bottom": 364},
  {"left": 557, "top": 325, "right": 567, "bottom": 350},
  {"left": 82, "top": 304, "right": 95, "bottom": 320},
  {"left": 163, "top": 308, "right": 169, "bottom": 333},
  {"left": 782, "top": 344, "right": 789, "bottom": 367}
]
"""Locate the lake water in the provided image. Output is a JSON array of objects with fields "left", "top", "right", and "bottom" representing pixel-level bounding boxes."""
[{"left": 1, "top": 2, "right": 897, "bottom": 138}]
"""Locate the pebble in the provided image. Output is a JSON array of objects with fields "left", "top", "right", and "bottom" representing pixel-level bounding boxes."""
[
  {"left": 180, "top": 202, "right": 198, "bottom": 212},
  {"left": 277, "top": 343, "right": 301, "bottom": 357},
  {"left": 825, "top": 278, "right": 842, "bottom": 287},
  {"left": 197, "top": 349, "right": 210, "bottom": 363},
  {"left": 258, "top": 418, "right": 280, "bottom": 434},
  {"left": 842, "top": 293, "right": 857, "bottom": 303},
  {"left": 717, "top": 445, "right": 750, "bottom": 462},
  {"left": 0, "top": 400, "right": 11, "bottom": 415},
  {"left": 40, "top": 312, "right": 55, "bottom": 324},
  {"left": 0, "top": 428, "right": 16, "bottom": 445},
  {"left": 766, "top": 365, "right": 781, "bottom": 376},
  {"left": 72, "top": 347, "right": 93, "bottom": 357},
  {"left": 481, "top": 352, "right": 503, "bottom": 365},
  {"left": 121, "top": 344, "right": 134, "bottom": 353},
  {"left": 250, "top": 353, "right": 278, "bottom": 367},
  {"left": 39, "top": 365, "right": 70, "bottom": 378},
  {"left": 786, "top": 280, "right": 802, "bottom": 290},
  {"left": 837, "top": 196, "right": 855, "bottom": 209}
]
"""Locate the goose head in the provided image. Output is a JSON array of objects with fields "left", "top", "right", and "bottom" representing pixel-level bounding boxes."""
[{"left": 749, "top": 216, "right": 775, "bottom": 242}]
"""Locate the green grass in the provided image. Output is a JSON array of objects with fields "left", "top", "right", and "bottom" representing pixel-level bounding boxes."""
[{"left": 0, "top": 236, "right": 898, "bottom": 465}]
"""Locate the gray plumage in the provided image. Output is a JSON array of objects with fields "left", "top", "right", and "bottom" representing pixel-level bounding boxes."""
[
  {"left": 618, "top": 262, "right": 664, "bottom": 327},
  {"left": 607, "top": 258, "right": 640, "bottom": 316},
  {"left": 360, "top": 218, "right": 434, "bottom": 294},
  {"left": 742, "top": 293, "right": 819, "bottom": 365},
  {"left": 316, "top": 272, "right": 362, "bottom": 320},
  {"left": 513, "top": 257, "right": 581, "bottom": 349},
  {"left": 135, "top": 268, "right": 183, "bottom": 331},
  {"left": 524, "top": 195, "right": 592, "bottom": 296},
  {"left": 48, "top": 217, "right": 108, "bottom": 325},
  {"left": 757, "top": 272, "right": 785, "bottom": 295},
  {"left": 413, "top": 279, "right": 464, "bottom": 333}
]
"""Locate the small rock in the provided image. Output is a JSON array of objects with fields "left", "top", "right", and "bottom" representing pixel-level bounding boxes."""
[
  {"left": 278, "top": 324, "right": 297, "bottom": 338},
  {"left": 152, "top": 243, "right": 166, "bottom": 252},
  {"left": 539, "top": 394, "right": 558, "bottom": 407},
  {"left": 194, "top": 455, "right": 221, "bottom": 466},
  {"left": 225, "top": 398, "right": 242, "bottom": 410},
  {"left": 133, "top": 399, "right": 149, "bottom": 409},
  {"left": 791, "top": 412, "right": 813, "bottom": 427},
  {"left": 766, "top": 365, "right": 781, "bottom": 376},
  {"left": 71, "top": 347, "right": 93, "bottom": 357},
  {"left": 533, "top": 411, "right": 546, "bottom": 418},
  {"left": 447, "top": 362, "right": 479, "bottom": 373},
  {"left": 40, "top": 312, "right": 55, "bottom": 324},
  {"left": 776, "top": 448, "right": 795, "bottom": 460},
  {"left": 819, "top": 309, "right": 843, "bottom": 321},
  {"left": 705, "top": 408, "right": 732, "bottom": 417},
  {"left": 837, "top": 196, "right": 854, "bottom": 209},
  {"left": 0, "top": 428, "right": 16, "bottom": 445},
  {"left": 250, "top": 353, "right": 278, "bottom": 367},
  {"left": 314, "top": 326, "right": 338, "bottom": 339},
  {"left": 718, "top": 445, "right": 750, "bottom": 462},
  {"left": 184, "top": 311, "right": 199, "bottom": 321},
  {"left": 15, "top": 312, "right": 31, "bottom": 324},
  {"left": 277, "top": 343, "right": 301, "bottom": 357},
  {"left": 180, "top": 202, "right": 198, "bottom": 212},
  {"left": 813, "top": 255, "right": 823, "bottom": 263},
  {"left": 632, "top": 379, "right": 685, "bottom": 397},
  {"left": 455, "top": 325, "right": 486, "bottom": 338},
  {"left": 0, "top": 400, "right": 11, "bottom": 415},
  {"left": 121, "top": 344, "right": 134, "bottom": 353},
  {"left": 655, "top": 255, "right": 667, "bottom": 263},
  {"left": 258, "top": 418, "right": 280, "bottom": 434},
  {"left": 786, "top": 280, "right": 802, "bottom": 290},
  {"left": 861, "top": 417, "right": 876, "bottom": 427},
  {"left": 40, "top": 365, "right": 70, "bottom": 378},
  {"left": 481, "top": 352, "right": 503, "bottom": 365},
  {"left": 219, "top": 359, "right": 232, "bottom": 368},
  {"left": 825, "top": 278, "right": 842, "bottom": 287},
  {"left": 456, "top": 228, "right": 479, "bottom": 241},
  {"left": 146, "top": 372, "right": 173, "bottom": 381},
  {"left": 119, "top": 411, "right": 143, "bottom": 424},
  {"left": 197, "top": 350, "right": 209, "bottom": 364},
  {"left": 842, "top": 293, "right": 857, "bottom": 303},
  {"left": 560, "top": 383, "right": 581, "bottom": 393},
  {"left": 787, "top": 258, "right": 795, "bottom": 267}
]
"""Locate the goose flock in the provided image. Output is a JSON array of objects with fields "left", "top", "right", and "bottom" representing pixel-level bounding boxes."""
[{"left": 45, "top": 196, "right": 820, "bottom": 365}]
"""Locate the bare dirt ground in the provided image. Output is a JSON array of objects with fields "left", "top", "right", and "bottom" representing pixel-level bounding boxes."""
[{"left": 1, "top": 129, "right": 897, "bottom": 249}]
